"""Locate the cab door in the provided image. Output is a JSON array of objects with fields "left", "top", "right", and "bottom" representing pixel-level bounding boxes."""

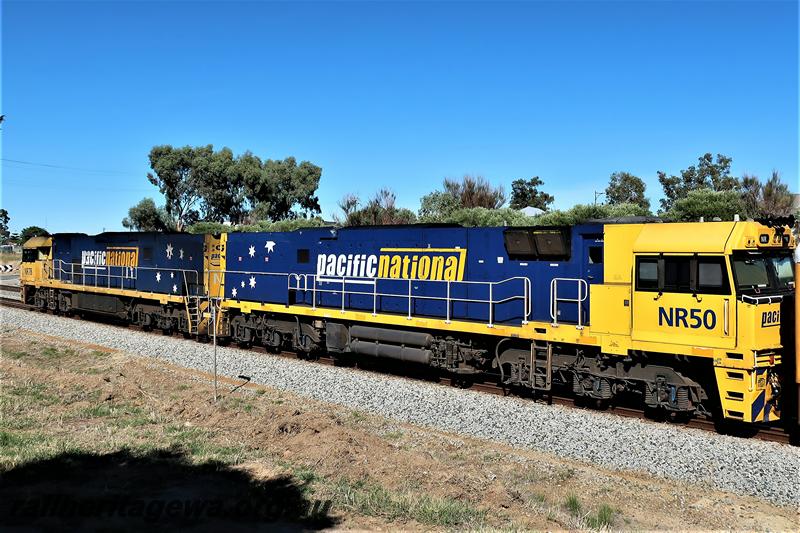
[{"left": 632, "top": 254, "right": 735, "bottom": 349}]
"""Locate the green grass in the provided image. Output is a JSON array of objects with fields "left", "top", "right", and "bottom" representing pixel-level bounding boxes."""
[
  {"left": 5, "top": 382, "right": 59, "bottom": 405},
  {"left": 1, "top": 349, "right": 29, "bottom": 360},
  {"left": 332, "top": 478, "right": 485, "bottom": 527},
  {"left": 586, "top": 504, "right": 616, "bottom": 529},
  {"left": 40, "top": 346, "right": 77, "bottom": 360},
  {"left": 224, "top": 396, "right": 255, "bottom": 413},
  {"left": 350, "top": 411, "right": 367, "bottom": 422},
  {"left": 564, "top": 494, "right": 582, "bottom": 516}
]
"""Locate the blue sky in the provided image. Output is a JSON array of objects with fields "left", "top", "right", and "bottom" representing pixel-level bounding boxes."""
[{"left": 2, "top": 0, "right": 797, "bottom": 234}]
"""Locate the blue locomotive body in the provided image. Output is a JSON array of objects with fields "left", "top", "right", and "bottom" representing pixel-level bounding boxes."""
[
  {"left": 224, "top": 224, "right": 604, "bottom": 325},
  {"left": 50, "top": 232, "right": 205, "bottom": 295}
]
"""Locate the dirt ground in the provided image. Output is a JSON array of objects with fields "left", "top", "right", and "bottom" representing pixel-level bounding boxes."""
[{"left": 1, "top": 326, "right": 797, "bottom": 531}]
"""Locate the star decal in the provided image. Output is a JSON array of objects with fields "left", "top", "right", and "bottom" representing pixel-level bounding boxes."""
[
  {"left": 248, "top": 245, "right": 256, "bottom": 258},
  {"left": 166, "top": 243, "right": 173, "bottom": 259},
  {"left": 155, "top": 272, "right": 161, "bottom": 282},
  {"left": 170, "top": 272, "right": 174, "bottom": 279},
  {"left": 172, "top": 284, "right": 177, "bottom": 293},
  {"left": 265, "top": 240, "right": 276, "bottom": 253},
  {"left": 232, "top": 287, "right": 238, "bottom": 298},
  {"left": 249, "top": 276, "right": 257, "bottom": 289},
  {"left": 179, "top": 248, "right": 184, "bottom": 260},
  {"left": 240, "top": 280, "right": 245, "bottom": 288}
]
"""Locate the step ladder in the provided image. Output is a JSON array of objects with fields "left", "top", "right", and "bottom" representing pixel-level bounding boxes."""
[
  {"left": 530, "top": 341, "right": 553, "bottom": 391},
  {"left": 185, "top": 296, "right": 202, "bottom": 334}
]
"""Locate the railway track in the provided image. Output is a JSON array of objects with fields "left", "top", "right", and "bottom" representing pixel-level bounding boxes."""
[{"left": 0, "top": 293, "right": 794, "bottom": 445}]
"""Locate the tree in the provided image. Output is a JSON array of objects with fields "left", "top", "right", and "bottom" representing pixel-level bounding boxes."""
[
  {"left": 605, "top": 172, "right": 650, "bottom": 211},
  {"left": 759, "top": 171, "right": 795, "bottom": 217},
  {"left": 418, "top": 190, "right": 461, "bottom": 222},
  {"left": 658, "top": 153, "right": 738, "bottom": 212},
  {"left": 533, "top": 203, "right": 652, "bottom": 226},
  {"left": 122, "top": 198, "right": 176, "bottom": 231},
  {"left": 739, "top": 171, "right": 795, "bottom": 219},
  {"left": 241, "top": 155, "right": 322, "bottom": 222},
  {"left": 665, "top": 189, "right": 745, "bottom": 222},
  {"left": 740, "top": 174, "right": 762, "bottom": 219},
  {"left": 19, "top": 226, "right": 49, "bottom": 243},
  {"left": 0, "top": 209, "right": 9, "bottom": 243},
  {"left": 443, "top": 175, "right": 505, "bottom": 209},
  {"left": 419, "top": 175, "right": 505, "bottom": 221},
  {"left": 146, "top": 145, "right": 205, "bottom": 231},
  {"left": 337, "top": 189, "right": 417, "bottom": 226},
  {"left": 194, "top": 147, "right": 246, "bottom": 224},
  {"left": 509, "top": 177, "right": 554, "bottom": 211}
]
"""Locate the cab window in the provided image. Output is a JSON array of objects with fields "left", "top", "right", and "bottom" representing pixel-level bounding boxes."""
[
  {"left": 663, "top": 257, "right": 691, "bottom": 292},
  {"left": 696, "top": 257, "right": 730, "bottom": 294},
  {"left": 636, "top": 257, "right": 659, "bottom": 290},
  {"left": 22, "top": 249, "right": 37, "bottom": 262},
  {"left": 636, "top": 255, "right": 731, "bottom": 294}
]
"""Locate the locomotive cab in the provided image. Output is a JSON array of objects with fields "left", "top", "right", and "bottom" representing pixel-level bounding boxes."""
[
  {"left": 20, "top": 236, "right": 52, "bottom": 300},
  {"left": 602, "top": 221, "right": 795, "bottom": 424}
]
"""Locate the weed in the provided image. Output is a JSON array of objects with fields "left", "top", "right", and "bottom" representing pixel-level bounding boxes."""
[
  {"left": 90, "top": 350, "right": 109, "bottom": 358},
  {"left": 350, "top": 411, "right": 366, "bottom": 422},
  {"left": 6, "top": 382, "right": 58, "bottom": 405},
  {"left": 384, "top": 430, "right": 404, "bottom": 440},
  {"left": 2, "top": 349, "right": 29, "bottom": 359},
  {"left": 176, "top": 383, "right": 191, "bottom": 391},
  {"left": 332, "top": 478, "right": 485, "bottom": 527},
  {"left": 564, "top": 494, "right": 582, "bottom": 516},
  {"left": 586, "top": 504, "right": 616, "bottom": 529}
]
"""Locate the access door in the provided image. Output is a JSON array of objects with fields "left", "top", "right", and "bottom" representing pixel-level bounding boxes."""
[{"left": 632, "top": 254, "right": 735, "bottom": 349}]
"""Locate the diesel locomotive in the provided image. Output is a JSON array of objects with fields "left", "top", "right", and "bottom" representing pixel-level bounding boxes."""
[{"left": 19, "top": 219, "right": 798, "bottom": 430}]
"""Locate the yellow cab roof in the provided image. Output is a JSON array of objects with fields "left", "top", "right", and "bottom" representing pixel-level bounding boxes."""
[
  {"left": 23, "top": 236, "right": 52, "bottom": 248},
  {"left": 631, "top": 221, "right": 795, "bottom": 254}
]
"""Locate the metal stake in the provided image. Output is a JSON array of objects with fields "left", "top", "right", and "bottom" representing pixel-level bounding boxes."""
[{"left": 212, "top": 300, "right": 218, "bottom": 402}]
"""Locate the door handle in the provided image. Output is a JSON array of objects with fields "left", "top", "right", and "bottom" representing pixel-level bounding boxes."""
[{"left": 723, "top": 299, "right": 729, "bottom": 335}]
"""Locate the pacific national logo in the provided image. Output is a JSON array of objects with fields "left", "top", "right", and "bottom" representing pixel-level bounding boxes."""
[
  {"left": 81, "top": 247, "right": 139, "bottom": 267},
  {"left": 316, "top": 248, "right": 467, "bottom": 281}
]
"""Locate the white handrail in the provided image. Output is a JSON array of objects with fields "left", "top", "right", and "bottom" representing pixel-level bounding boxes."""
[
  {"left": 49, "top": 259, "right": 200, "bottom": 295},
  {"left": 550, "top": 277, "right": 589, "bottom": 328},
  {"left": 218, "top": 268, "right": 532, "bottom": 328}
]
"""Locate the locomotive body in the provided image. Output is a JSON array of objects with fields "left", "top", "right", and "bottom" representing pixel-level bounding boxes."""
[{"left": 19, "top": 220, "right": 798, "bottom": 429}]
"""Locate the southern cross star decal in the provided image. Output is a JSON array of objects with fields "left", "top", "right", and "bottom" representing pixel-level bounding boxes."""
[
  {"left": 265, "top": 240, "right": 276, "bottom": 253},
  {"left": 240, "top": 280, "right": 245, "bottom": 288},
  {"left": 170, "top": 272, "right": 174, "bottom": 279},
  {"left": 249, "top": 276, "right": 257, "bottom": 289},
  {"left": 179, "top": 248, "right": 184, "bottom": 259},
  {"left": 155, "top": 272, "right": 161, "bottom": 282},
  {"left": 172, "top": 284, "right": 177, "bottom": 293},
  {"left": 232, "top": 287, "right": 238, "bottom": 298},
  {"left": 166, "top": 243, "right": 173, "bottom": 259},
  {"left": 248, "top": 245, "right": 256, "bottom": 258}
]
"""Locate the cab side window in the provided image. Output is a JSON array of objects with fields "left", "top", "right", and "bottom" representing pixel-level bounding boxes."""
[
  {"left": 697, "top": 257, "right": 730, "bottom": 294},
  {"left": 22, "top": 249, "right": 37, "bottom": 262},
  {"left": 636, "top": 257, "right": 659, "bottom": 290},
  {"left": 663, "top": 257, "right": 691, "bottom": 292},
  {"left": 635, "top": 255, "right": 731, "bottom": 294}
]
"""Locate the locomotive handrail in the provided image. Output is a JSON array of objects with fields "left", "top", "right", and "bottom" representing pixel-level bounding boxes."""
[
  {"left": 550, "top": 277, "right": 589, "bottom": 329},
  {"left": 212, "top": 268, "right": 532, "bottom": 328},
  {"left": 740, "top": 294, "right": 784, "bottom": 305},
  {"left": 49, "top": 260, "right": 201, "bottom": 295}
]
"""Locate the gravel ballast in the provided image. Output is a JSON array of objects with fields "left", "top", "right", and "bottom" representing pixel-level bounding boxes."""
[{"left": 1, "top": 306, "right": 798, "bottom": 506}]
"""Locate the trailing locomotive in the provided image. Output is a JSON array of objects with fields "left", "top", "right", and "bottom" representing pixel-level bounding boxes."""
[{"left": 19, "top": 219, "right": 798, "bottom": 430}]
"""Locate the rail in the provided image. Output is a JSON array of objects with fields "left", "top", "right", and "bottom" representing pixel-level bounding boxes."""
[
  {"left": 550, "top": 277, "right": 588, "bottom": 328},
  {"left": 212, "top": 269, "right": 532, "bottom": 328},
  {"left": 740, "top": 294, "right": 784, "bottom": 305},
  {"left": 48, "top": 260, "right": 201, "bottom": 296}
]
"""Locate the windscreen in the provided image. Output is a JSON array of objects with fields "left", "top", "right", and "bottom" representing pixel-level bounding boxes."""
[{"left": 731, "top": 252, "right": 794, "bottom": 294}]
